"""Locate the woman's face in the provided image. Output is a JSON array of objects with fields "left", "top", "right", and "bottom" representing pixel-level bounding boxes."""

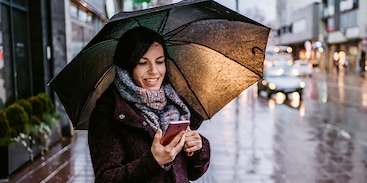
[{"left": 133, "top": 42, "right": 166, "bottom": 91}]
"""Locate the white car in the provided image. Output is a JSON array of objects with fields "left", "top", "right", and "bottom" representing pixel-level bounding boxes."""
[
  {"left": 257, "top": 66, "right": 306, "bottom": 100},
  {"left": 292, "top": 60, "right": 313, "bottom": 76}
]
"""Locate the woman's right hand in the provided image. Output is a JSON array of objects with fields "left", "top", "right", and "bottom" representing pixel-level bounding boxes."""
[{"left": 151, "top": 129, "right": 185, "bottom": 166}]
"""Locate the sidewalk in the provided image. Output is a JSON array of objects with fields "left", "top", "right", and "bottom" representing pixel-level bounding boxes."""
[
  {"left": 5, "top": 69, "right": 367, "bottom": 182},
  {"left": 312, "top": 68, "right": 367, "bottom": 87},
  {"left": 5, "top": 131, "right": 94, "bottom": 183}
]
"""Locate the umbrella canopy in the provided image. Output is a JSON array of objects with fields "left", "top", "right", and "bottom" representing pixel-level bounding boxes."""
[{"left": 49, "top": 0, "right": 270, "bottom": 130}]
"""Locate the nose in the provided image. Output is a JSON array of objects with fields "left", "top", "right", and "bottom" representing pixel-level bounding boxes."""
[{"left": 149, "top": 63, "right": 158, "bottom": 74}]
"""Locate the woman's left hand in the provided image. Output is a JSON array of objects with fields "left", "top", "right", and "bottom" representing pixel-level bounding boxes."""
[{"left": 184, "top": 127, "right": 202, "bottom": 155}]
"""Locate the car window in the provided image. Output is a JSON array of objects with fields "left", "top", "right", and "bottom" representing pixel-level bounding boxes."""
[
  {"left": 264, "top": 67, "right": 293, "bottom": 77},
  {"left": 294, "top": 60, "right": 308, "bottom": 66}
]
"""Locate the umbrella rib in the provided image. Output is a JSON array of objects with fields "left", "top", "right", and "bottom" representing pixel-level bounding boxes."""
[
  {"left": 163, "top": 23, "right": 193, "bottom": 41},
  {"left": 157, "top": 10, "right": 169, "bottom": 35},
  {"left": 169, "top": 59, "right": 210, "bottom": 119},
  {"left": 132, "top": 17, "right": 144, "bottom": 28},
  {"left": 168, "top": 40, "right": 264, "bottom": 77},
  {"left": 130, "top": 10, "right": 168, "bottom": 36}
]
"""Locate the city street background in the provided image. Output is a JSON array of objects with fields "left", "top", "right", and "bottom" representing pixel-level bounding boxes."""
[
  {"left": 7, "top": 69, "right": 367, "bottom": 183},
  {"left": 1, "top": 0, "right": 367, "bottom": 182}
]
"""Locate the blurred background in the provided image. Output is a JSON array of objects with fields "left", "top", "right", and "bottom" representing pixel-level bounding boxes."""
[
  {"left": 0, "top": 0, "right": 366, "bottom": 111},
  {"left": 1, "top": 0, "right": 367, "bottom": 182}
]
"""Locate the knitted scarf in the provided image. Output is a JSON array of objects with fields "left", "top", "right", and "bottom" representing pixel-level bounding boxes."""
[{"left": 114, "top": 67, "right": 191, "bottom": 132}]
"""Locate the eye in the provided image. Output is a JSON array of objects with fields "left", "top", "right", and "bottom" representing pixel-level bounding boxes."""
[
  {"left": 156, "top": 57, "right": 165, "bottom": 64},
  {"left": 156, "top": 60, "right": 165, "bottom": 64},
  {"left": 138, "top": 60, "right": 147, "bottom": 65}
]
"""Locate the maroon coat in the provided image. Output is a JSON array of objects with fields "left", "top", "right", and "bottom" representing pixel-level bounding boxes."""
[{"left": 88, "top": 85, "right": 210, "bottom": 183}]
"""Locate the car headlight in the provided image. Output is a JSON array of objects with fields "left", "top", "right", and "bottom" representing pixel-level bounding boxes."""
[
  {"left": 261, "top": 80, "right": 267, "bottom": 86},
  {"left": 292, "top": 70, "right": 299, "bottom": 76},
  {"left": 269, "top": 83, "right": 276, "bottom": 90},
  {"left": 300, "top": 82, "right": 305, "bottom": 88}
]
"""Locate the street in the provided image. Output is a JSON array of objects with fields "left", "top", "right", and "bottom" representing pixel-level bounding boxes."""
[
  {"left": 2, "top": 0, "right": 367, "bottom": 182},
  {"left": 193, "top": 69, "right": 367, "bottom": 183},
  {"left": 8, "top": 70, "right": 367, "bottom": 183}
]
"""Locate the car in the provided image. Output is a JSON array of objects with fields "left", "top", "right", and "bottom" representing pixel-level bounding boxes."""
[
  {"left": 291, "top": 60, "right": 313, "bottom": 76},
  {"left": 257, "top": 66, "right": 306, "bottom": 100}
]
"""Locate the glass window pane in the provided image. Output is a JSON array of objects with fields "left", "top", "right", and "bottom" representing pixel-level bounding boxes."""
[
  {"left": 13, "top": 9, "right": 31, "bottom": 99},
  {"left": 0, "top": 5, "right": 14, "bottom": 105},
  {"left": 12, "top": 0, "right": 27, "bottom": 7}
]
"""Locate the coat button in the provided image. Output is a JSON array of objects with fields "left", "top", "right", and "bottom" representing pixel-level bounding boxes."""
[
  {"left": 142, "top": 121, "right": 147, "bottom": 126},
  {"left": 118, "top": 114, "right": 125, "bottom": 120}
]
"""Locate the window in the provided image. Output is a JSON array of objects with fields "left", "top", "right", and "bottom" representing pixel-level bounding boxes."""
[
  {"left": 13, "top": 9, "right": 31, "bottom": 99},
  {"left": 70, "top": 4, "right": 104, "bottom": 58},
  {"left": 340, "top": 10, "right": 358, "bottom": 30},
  {"left": 0, "top": 2, "right": 31, "bottom": 103},
  {"left": 327, "top": 17, "right": 334, "bottom": 32}
]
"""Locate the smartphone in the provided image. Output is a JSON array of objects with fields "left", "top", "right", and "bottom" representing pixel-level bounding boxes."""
[{"left": 160, "top": 120, "right": 190, "bottom": 146}]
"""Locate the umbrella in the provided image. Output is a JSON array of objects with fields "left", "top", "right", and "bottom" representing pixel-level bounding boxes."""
[{"left": 48, "top": 0, "right": 270, "bottom": 130}]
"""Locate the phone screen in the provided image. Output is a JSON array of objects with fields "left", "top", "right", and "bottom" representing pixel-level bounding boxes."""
[{"left": 160, "top": 120, "right": 190, "bottom": 145}]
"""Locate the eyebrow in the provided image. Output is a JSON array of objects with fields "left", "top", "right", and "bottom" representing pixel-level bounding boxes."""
[{"left": 140, "top": 56, "right": 165, "bottom": 60}]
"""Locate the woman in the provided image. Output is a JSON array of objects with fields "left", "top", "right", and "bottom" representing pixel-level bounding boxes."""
[{"left": 88, "top": 26, "right": 211, "bottom": 183}]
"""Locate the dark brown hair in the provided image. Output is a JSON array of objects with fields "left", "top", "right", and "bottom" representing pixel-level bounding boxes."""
[{"left": 114, "top": 27, "right": 169, "bottom": 79}]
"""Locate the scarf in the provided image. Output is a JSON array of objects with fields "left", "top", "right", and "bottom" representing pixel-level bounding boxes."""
[{"left": 114, "top": 67, "right": 191, "bottom": 132}]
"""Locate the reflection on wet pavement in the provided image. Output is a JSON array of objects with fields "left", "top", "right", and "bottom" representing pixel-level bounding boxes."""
[
  {"left": 5, "top": 71, "right": 367, "bottom": 183},
  {"left": 7, "top": 131, "right": 94, "bottom": 183},
  {"left": 193, "top": 71, "right": 367, "bottom": 183}
]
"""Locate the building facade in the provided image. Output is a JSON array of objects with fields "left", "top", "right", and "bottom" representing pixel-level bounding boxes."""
[
  {"left": 0, "top": 0, "right": 120, "bottom": 135},
  {"left": 275, "top": 2, "right": 321, "bottom": 66},
  {"left": 275, "top": 0, "right": 367, "bottom": 73},
  {"left": 0, "top": 0, "right": 112, "bottom": 102},
  {"left": 322, "top": 0, "right": 366, "bottom": 73},
  {"left": 0, "top": 0, "right": 175, "bottom": 135}
]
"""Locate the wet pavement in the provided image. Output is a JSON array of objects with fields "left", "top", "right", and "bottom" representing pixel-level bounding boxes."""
[
  {"left": 4, "top": 132, "right": 94, "bottom": 183},
  {"left": 4, "top": 70, "right": 367, "bottom": 183}
]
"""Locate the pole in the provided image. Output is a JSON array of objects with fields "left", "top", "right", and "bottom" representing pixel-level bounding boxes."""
[{"left": 235, "top": 0, "right": 239, "bottom": 12}]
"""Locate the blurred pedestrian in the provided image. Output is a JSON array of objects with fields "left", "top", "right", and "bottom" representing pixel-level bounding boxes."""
[
  {"left": 335, "top": 59, "right": 339, "bottom": 73},
  {"left": 88, "top": 27, "right": 211, "bottom": 183},
  {"left": 359, "top": 58, "right": 365, "bottom": 77}
]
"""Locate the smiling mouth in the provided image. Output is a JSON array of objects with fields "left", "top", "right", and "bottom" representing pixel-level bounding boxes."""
[{"left": 146, "top": 78, "right": 159, "bottom": 82}]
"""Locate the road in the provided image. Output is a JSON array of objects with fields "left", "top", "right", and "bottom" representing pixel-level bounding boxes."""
[
  {"left": 8, "top": 70, "right": 367, "bottom": 183},
  {"left": 194, "top": 70, "right": 367, "bottom": 183}
]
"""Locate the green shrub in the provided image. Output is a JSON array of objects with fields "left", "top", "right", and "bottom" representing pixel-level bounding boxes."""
[
  {"left": 30, "top": 115, "right": 42, "bottom": 126},
  {"left": 27, "top": 115, "right": 43, "bottom": 136},
  {"left": 36, "top": 93, "right": 55, "bottom": 114},
  {"left": 15, "top": 99, "right": 33, "bottom": 122},
  {"left": 6, "top": 103, "right": 29, "bottom": 138},
  {"left": 0, "top": 111, "right": 10, "bottom": 138},
  {"left": 1, "top": 93, "right": 57, "bottom": 146},
  {"left": 0, "top": 111, "right": 10, "bottom": 146},
  {"left": 36, "top": 93, "right": 58, "bottom": 127},
  {"left": 28, "top": 96, "right": 44, "bottom": 121}
]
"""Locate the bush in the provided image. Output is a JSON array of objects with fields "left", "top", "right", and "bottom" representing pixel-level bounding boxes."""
[
  {"left": 0, "top": 93, "right": 57, "bottom": 146},
  {"left": 36, "top": 93, "right": 58, "bottom": 127},
  {"left": 27, "top": 116, "right": 43, "bottom": 136},
  {"left": 28, "top": 96, "right": 43, "bottom": 121},
  {"left": 6, "top": 103, "right": 29, "bottom": 138},
  {"left": 30, "top": 115, "right": 42, "bottom": 126},
  {"left": 0, "top": 111, "right": 10, "bottom": 146},
  {"left": 15, "top": 99, "right": 33, "bottom": 122},
  {"left": 36, "top": 93, "right": 55, "bottom": 114}
]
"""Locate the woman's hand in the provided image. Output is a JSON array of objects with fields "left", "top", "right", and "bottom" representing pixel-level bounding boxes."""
[
  {"left": 151, "top": 129, "right": 185, "bottom": 166},
  {"left": 184, "top": 127, "right": 202, "bottom": 155}
]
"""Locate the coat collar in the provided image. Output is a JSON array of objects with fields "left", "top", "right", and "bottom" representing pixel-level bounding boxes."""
[
  {"left": 111, "top": 85, "right": 157, "bottom": 137},
  {"left": 109, "top": 84, "right": 205, "bottom": 137}
]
